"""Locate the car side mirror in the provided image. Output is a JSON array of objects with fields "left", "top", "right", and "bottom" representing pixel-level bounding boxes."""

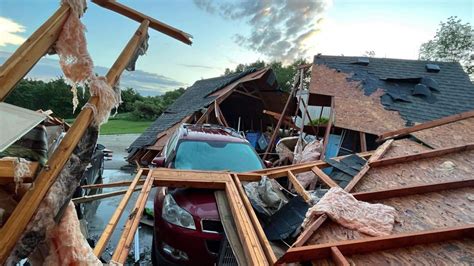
[
  {"left": 152, "top": 156, "right": 166, "bottom": 167},
  {"left": 264, "top": 160, "right": 273, "bottom": 168}
]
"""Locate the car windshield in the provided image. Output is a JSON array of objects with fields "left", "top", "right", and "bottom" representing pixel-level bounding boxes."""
[{"left": 173, "top": 140, "right": 263, "bottom": 172}]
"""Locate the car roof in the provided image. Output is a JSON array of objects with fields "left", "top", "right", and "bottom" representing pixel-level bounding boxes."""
[{"left": 177, "top": 124, "right": 248, "bottom": 143}]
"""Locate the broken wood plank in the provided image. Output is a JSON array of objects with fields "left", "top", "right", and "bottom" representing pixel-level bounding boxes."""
[
  {"left": 292, "top": 214, "right": 328, "bottom": 247},
  {"left": 331, "top": 246, "right": 350, "bottom": 266},
  {"left": 377, "top": 110, "right": 474, "bottom": 142},
  {"left": 287, "top": 170, "right": 312, "bottom": 202},
  {"left": 91, "top": 0, "right": 192, "bottom": 45},
  {"left": 0, "top": 18, "right": 151, "bottom": 263},
  {"left": 263, "top": 69, "right": 300, "bottom": 160},
  {"left": 0, "top": 5, "right": 70, "bottom": 101},
  {"left": 93, "top": 169, "right": 145, "bottom": 257},
  {"left": 278, "top": 224, "right": 474, "bottom": 263},
  {"left": 111, "top": 171, "right": 154, "bottom": 264},
  {"left": 370, "top": 142, "right": 474, "bottom": 168},
  {"left": 311, "top": 166, "right": 339, "bottom": 188},
  {"left": 72, "top": 187, "right": 142, "bottom": 204},
  {"left": 82, "top": 179, "right": 145, "bottom": 189},
  {"left": 352, "top": 179, "right": 474, "bottom": 201},
  {"left": 232, "top": 174, "right": 276, "bottom": 264},
  {"left": 225, "top": 177, "right": 269, "bottom": 265}
]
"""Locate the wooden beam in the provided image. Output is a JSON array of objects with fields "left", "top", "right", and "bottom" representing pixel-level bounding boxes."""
[
  {"left": 331, "top": 247, "right": 350, "bottom": 266},
  {"left": 377, "top": 110, "right": 474, "bottom": 142},
  {"left": 292, "top": 214, "right": 328, "bottom": 247},
  {"left": 111, "top": 171, "right": 154, "bottom": 264},
  {"left": 232, "top": 174, "right": 276, "bottom": 264},
  {"left": 93, "top": 169, "right": 145, "bottom": 257},
  {"left": 370, "top": 143, "right": 474, "bottom": 168},
  {"left": 0, "top": 5, "right": 70, "bottom": 101},
  {"left": 0, "top": 20, "right": 150, "bottom": 263},
  {"left": 263, "top": 109, "right": 299, "bottom": 129},
  {"left": 72, "top": 187, "right": 142, "bottom": 204},
  {"left": 82, "top": 179, "right": 145, "bottom": 189},
  {"left": 278, "top": 225, "right": 474, "bottom": 263},
  {"left": 263, "top": 70, "right": 300, "bottom": 160},
  {"left": 91, "top": 0, "right": 192, "bottom": 45},
  {"left": 359, "top": 132, "right": 367, "bottom": 152},
  {"left": 311, "top": 167, "right": 338, "bottom": 188},
  {"left": 214, "top": 101, "right": 229, "bottom": 127},
  {"left": 352, "top": 179, "right": 474, "bottom": 202},
  {"left": 0, "top": 160, "right": 39, "bottom": 183},
  {"left": 286, "top": 171, "right": 312, "bottom": 202},
  {"left": 234, "top": 89, "right": 262, "bottom": 101},
  {"left": 225, "top": 178, "right": 269, "bottom": 265}
]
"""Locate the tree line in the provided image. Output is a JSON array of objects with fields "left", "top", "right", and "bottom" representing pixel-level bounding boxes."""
[{"left": 5, "top": 78, "right": 185, "bottom": 120}]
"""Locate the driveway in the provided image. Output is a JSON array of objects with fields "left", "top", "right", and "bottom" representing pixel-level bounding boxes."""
[{"left": 85, "top": 134, "right": 156, "bottom": 264}]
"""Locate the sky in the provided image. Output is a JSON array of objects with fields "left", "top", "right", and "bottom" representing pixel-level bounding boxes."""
[{"left": 0, "top": 0, "right": 472, "bottom": 96}]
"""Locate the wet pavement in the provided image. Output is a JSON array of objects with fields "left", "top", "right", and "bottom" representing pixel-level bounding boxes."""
[{"left": 84, "top": 134, "right": 156, "bottom": 264}]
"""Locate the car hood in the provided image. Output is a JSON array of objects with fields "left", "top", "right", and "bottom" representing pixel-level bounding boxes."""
[{"left": 171, "top": 188, "right": 220, "bottom": 220}]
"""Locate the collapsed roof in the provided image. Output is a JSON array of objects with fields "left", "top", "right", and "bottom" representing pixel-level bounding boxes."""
[{"left": 311, "top": 55, "right": 474, "bottom": 134}]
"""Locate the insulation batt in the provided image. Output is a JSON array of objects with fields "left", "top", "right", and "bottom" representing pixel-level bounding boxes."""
[
  {"left": 302, "top": 187, "right": 396, "bottom": 236},
  {"left": 6, "top": 127, "right": 99, "bottom": 265},
  {"left": 294, "top": 139, "right": 322, "bottom": 190},
  {"left": 42, "top": 201, "right": 101, "bottom": 265}
]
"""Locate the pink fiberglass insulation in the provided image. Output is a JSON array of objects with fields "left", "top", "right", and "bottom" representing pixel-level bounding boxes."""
[
  {"left": 302, "top": 187, "right": 396, "bottom": 236},
  {"left": 55, "top": 3, "right": 120, "bottom": 125},
  {"left": 294, "top": 140, "right": 322, "bottom": 190},
  {"left": 42, "top": 201, "right": 101, "bottom": 266}
]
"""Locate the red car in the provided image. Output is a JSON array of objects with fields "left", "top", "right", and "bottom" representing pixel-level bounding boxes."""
[{"left": 151, "top": 124, "right": 265, "bottom": 265}]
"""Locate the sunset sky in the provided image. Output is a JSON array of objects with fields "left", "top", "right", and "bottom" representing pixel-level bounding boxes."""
[{"left": 0, "top": 0, "right": 472, "bottom": 95}]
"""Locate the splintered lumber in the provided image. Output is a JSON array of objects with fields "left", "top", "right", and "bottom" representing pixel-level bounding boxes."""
[
  {"left": 370, "top": 142, "right": 474, "bottom": 168},
  {"left": 232, "top": 174, "right": 276, "bottom": 264},
  {"left": 311, "top": 166, "right": 338, "bottom": 188},
  {"left": 263, "top": 69, "right": 300, "bottom": 160},
  {"left": 151, "top": 169, "right": 228, "bottom": 189},
  {"left": 286, "top": 171, "right": 312, "bottom": 202},
  {"left": 0, "top": 19, "right": 151, "bottom": 263},
  {"left": 0, "top": 5, "right": 70, "bottom": 101},
  {"left": 111, "top": 171, "right": 154, "bottom": 264},
  {"left": 293, "top": 140, "right": 393, "bottom": 247},
  {"left": 377, "top": 110, "right": 474, "bottom": 142},
  {"left": 94, "top": 169, "right": 145, "bottom": 256},
  {"left": 352, "top": 178, "right": 474, "bottom": 201},
  {"left": 91, "top": 0, "right": 192, "bottom": 45},
  {"left": 72, "top": 187, "right": 142, "bottom": 204},
  {"left": 0, "top": 160, "right": 39, "bottom": 184},
  {"left": 225, "top": 176, "right": 268, "bottom": 265},
  {"left": 278, "top": 225, "right": 474, "bottom": 263}
]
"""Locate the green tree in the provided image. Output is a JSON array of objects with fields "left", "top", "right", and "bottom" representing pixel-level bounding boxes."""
[{"left": 419, "top": 16, "right": 473, "bottom": 77}]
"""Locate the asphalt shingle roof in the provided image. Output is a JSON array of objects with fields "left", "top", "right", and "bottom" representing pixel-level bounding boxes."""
[
  {"left": 128, "top": 68, "right": 257, "bottom": 152},
  {"left": 314, "top": 55, "right": 474, "bottom": 124}
]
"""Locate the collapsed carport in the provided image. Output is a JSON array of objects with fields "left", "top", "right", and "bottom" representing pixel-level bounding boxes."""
[{"left": 127, "top": 67, "right": 295, "bottom": 165}]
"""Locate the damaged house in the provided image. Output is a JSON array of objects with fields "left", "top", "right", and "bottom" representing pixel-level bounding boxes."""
[
  {"left": 127, "top": 67, "right": 294, "bottom": 165},
  {"left": 307, "top": 55, "right": 474, "bottom": 157}
]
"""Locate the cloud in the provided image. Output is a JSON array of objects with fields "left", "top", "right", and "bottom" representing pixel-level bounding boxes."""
[
  {"left": 0, "top": 17, "right": 26, "bottom": 47},
  {"left": 194, "top": 0, "right": 332, "bottom": 63},
  {"left": 178, "top": 63, "right": 219, "bottom": 70},
  {"left": 0, "top": 51, "right": 186, "bottom": 96}
]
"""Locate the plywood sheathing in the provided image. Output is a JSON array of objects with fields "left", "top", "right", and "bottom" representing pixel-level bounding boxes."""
[
  {"left": 306, "top": 139, "right": 474, "bottom": 264},
  {"left": 412, "top": 117, "right": 474, "bottom": 148},
  {"left": 309, "top": 65, "right": 406, "bottom": 135}
]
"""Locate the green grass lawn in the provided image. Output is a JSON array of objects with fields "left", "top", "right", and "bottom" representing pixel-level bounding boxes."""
[
  {"left": 65, "top": 116, "right": 153, "bottom": 135},
  {"left": 100, "top": 119, "right": 153, "bottom": 135}
]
